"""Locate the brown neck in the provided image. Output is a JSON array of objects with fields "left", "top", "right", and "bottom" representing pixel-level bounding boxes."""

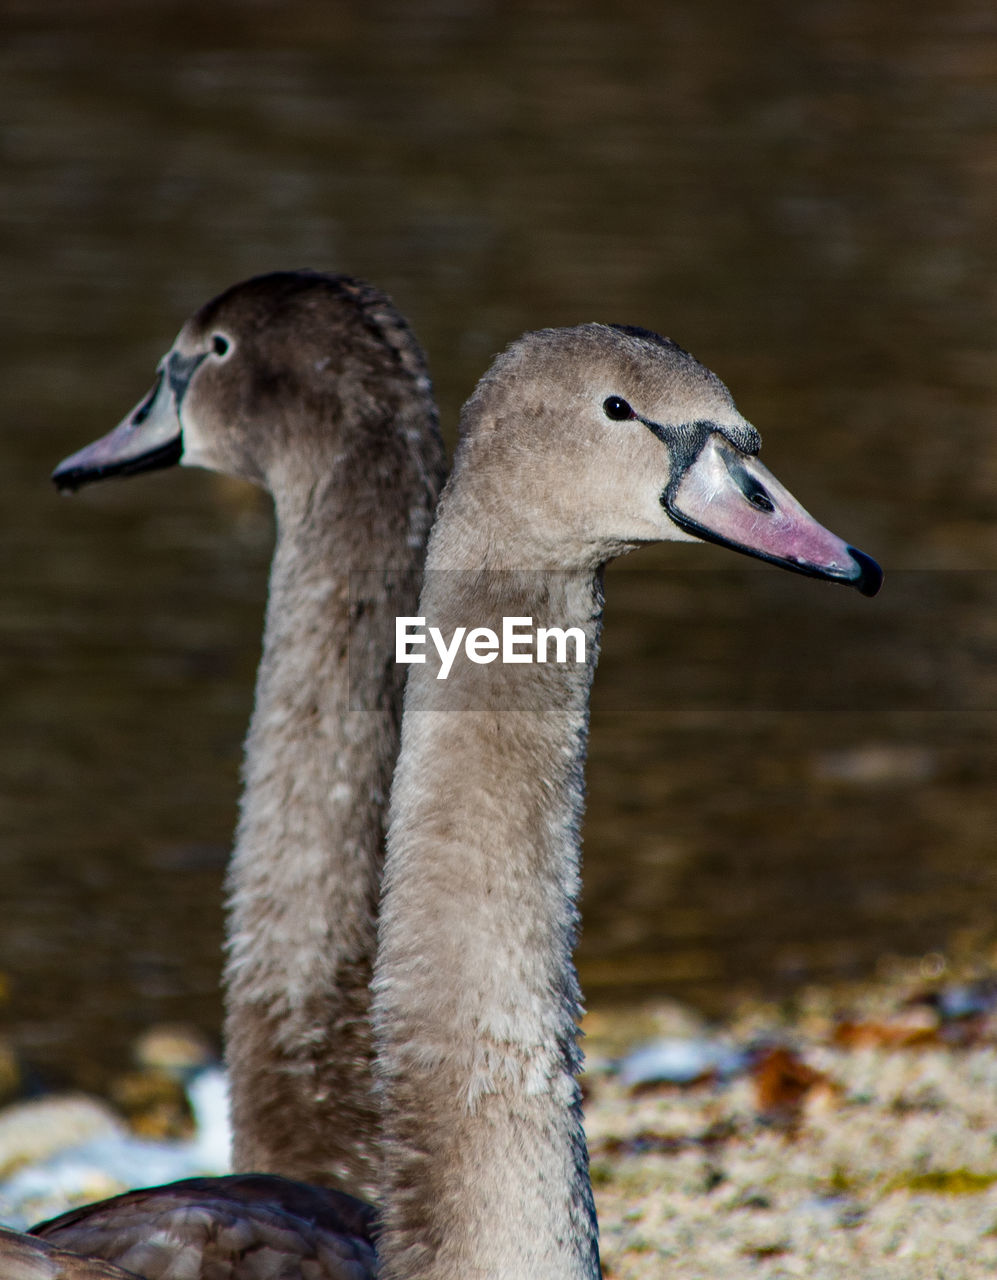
[
  {"left": 374, "top": 505, "right": 604, "bottom": 1277},
  {"left": 226, "top": 410, "right": 442, "bottom": 1198}
]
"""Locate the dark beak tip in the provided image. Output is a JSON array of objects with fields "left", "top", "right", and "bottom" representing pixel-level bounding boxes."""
[
  {"left": 51, "top": 465, "right": 80, "bottom": 494},
  {"left": 48, "top": 436, "right": 183, "bottom": 493},
  {"left": 848, "top": 547, "right": 884, "bottom": 598}
]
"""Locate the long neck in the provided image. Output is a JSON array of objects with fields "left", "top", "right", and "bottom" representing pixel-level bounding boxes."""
[
  {"left": 374, "top": 505, "right": 604, "bottom": 1279},
  {"left": 226, "top": 443, "right": 437, "bottom": 1198}
]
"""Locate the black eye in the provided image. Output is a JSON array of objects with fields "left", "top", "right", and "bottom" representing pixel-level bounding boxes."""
[
  {"left": 212, "top": 334, "right": 230, "bottom": 357},
  {"left": 603, "top": 395, "right": 634, "bottom": 421}
]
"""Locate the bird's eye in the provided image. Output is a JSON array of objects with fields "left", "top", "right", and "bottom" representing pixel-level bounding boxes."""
[
  {"left": 603, "top": 396, "right": 634, "bottom": 421},
  {"left": 212, "top": 334, "right": 230, "bottom": 357}
]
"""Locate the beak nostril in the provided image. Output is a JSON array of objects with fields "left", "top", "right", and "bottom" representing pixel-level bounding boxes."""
[
  {"left": 722, "top": 449, "right": 776, "bottom": 514},
  {"left": 748, "top": 490, "right": 775, "bottom": 513},
  {"left": 131, "top": 371, "right": 163, "bottom": 427}
]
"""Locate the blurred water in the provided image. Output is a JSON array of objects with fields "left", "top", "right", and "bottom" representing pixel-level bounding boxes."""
[{"left": 1, "top": 0, "right": 995, "bottom": 1090}]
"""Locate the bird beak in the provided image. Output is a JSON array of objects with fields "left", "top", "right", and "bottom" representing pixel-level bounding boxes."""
[
  {"left": 663, "top": 433, "right": 883, "bottom": 597},
  {"left": 51, "top": 350, "right": 207, "bottom": 493}
]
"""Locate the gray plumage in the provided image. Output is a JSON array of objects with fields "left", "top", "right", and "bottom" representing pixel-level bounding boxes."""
[
  {"left": 26, "top": 316, "right": 875, "bottom": 1279},
  {"left": 19, "top": 271, "right": 445, "bottom": 1278},
  {"left": 373, "top": 323, "right": 878, "bottom": 1279},
  {"left": 33, "top": 1176, "right": 376, "bottom": 1279}
]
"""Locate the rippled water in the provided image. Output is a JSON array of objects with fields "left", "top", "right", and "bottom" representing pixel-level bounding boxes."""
[{"left": 1, "top": 0, "right": 995, "bottom": 1089}]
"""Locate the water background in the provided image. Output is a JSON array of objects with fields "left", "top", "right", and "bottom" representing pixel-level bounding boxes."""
[{"left": 2, "top": 0, "right": 995, "bottom": 1090}]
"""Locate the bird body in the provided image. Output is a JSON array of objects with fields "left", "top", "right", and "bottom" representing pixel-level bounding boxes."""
[
  {"left": 14, "top": 271, "right": 444, "bottom": 1277},
  {"left": 373, "top": 324, "right": 879, "bottom": 1279},
  {"left": 18, "top": 316, "right": 878, "bottom": 1279}
]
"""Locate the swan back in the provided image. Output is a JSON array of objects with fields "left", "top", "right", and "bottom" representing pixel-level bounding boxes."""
[{"left": 32, "top": 1174, "right": 376, "bottom": 1279}]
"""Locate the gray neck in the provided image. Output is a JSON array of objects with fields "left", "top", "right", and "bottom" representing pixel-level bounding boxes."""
[
  {"left": 225, "top": 461, "right": 432, "bottom": 1198},
  {"left": 374, "top": 530, "right": 604, "bottom": 1278}
]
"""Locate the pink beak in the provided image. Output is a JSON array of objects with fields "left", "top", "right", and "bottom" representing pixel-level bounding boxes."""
[
  {"left": 52, "top": 350, "right": 207, "bottom": 493},
  {"left": 664, "top": 433, "right": 882, "bottom": 596}
]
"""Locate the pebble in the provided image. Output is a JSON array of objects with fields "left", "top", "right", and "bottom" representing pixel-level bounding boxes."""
[
  {"left": 617, "top": 1038, "right": 746, "bottom": 1089},
  {"left": 0, "top": 1065, "right": 230, "bottom": 1229}
]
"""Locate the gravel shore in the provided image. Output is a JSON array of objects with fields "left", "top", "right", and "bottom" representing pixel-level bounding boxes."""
[
  {"left": 585, "top": 963, "right": 997, "bottom": 1278},
  {"left": 2, "top": 960, "right": 995, "bottom": 1277}
]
